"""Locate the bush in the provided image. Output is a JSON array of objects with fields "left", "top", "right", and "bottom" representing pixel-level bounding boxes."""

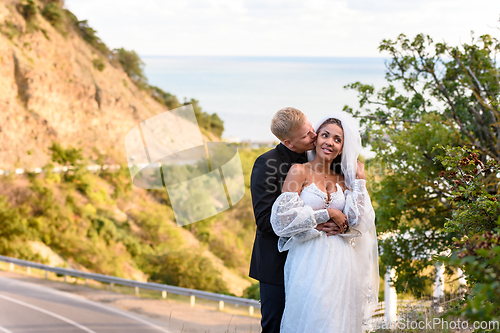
[
  {"left": 48, "top": 142, "right": 84, "bottom": 166},
  {"left": 17, "top": 0, "right": 39, "bottom": 32},
  {"left": 436, "top": 146, "right": 500, "bottom": 325},
  {"left": 243, "top": 282, "right": 260, "bottom": 300},
  {"left": 77, "top": 20, "right": 109, "bottom": 55},
  {"left": 150, "top": 86, "right": 181, "bottom": 109},
  {"left": 113, "top": 48, "right": 147, "bottom": 88},
  {"left": 0, "top": 21, "right": 22, "bottom": 40},
  {"left": 147, "top": 249, "right": 229, "bottom": 293},
  {"left": 435, "top": 146, "right": 500, "bottom": 235},
  {"left": 18, "top": 0, "right": 37, "bottom": 22},
  {"left": 92, "top": 58, "right": 105, "bottom": 72},
  {"left": 41, "top": 3, "right": 65, "bottom": 33},
  {"left": 0, "top": 196, "right": 37, "bottom": 257},
  {"left": 446, "top": 231, "right": 500, "bottom": 325},
  {"left": 210, "top": 113, "right": 224, "bottom": 137},
  {"left": 184, "top": 98, "right": 225, "bottom": 138}
]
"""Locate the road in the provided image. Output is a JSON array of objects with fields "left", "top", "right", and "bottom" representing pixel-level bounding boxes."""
[
  {"left": 0, "top": 276, "right": 171, "bottom": 333},
  {"left": 0, "top": 271, "right": 260, "bottom": 333}
]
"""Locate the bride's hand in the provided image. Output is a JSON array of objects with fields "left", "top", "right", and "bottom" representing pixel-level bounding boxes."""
[
  {"left": 326, "top": 209, "right": 347, "bottom": 233},
  {"left": 356, "top": 161, "right": 366, "bottom": 180},
  {"left": 316, "top": 222, "right": 342, "bottom": 236}
]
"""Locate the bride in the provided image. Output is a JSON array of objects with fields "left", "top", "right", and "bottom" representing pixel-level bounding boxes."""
[{"left": 270, "top": 112, "right": 379, "bottom": 332}]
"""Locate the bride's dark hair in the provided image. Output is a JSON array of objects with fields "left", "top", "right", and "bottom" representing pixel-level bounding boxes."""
[{"left": 317, "top": 118, "right": 343, "bottom": 175}]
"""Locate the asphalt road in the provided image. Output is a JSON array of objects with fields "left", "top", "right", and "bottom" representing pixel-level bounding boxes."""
[{"left": 0, "top": 276, "right": 171, "bottom": 333}]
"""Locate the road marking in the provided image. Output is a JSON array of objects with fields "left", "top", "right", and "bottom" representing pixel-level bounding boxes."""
[
  {"left": 70, "top": 299, "right": 172, "bottom": 333},
  {"left": 0, "top": 294, "right": 97, "bottom": 333},
  {"left": 0, "top": 326, "right": 14, "bottom": 333},
  {"left": 0, "top": 277, "right": 171, "bottom": 333}
]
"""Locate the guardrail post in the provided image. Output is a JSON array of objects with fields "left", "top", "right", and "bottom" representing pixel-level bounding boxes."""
[
  {"left": 433, "top": 262, "right": 445, "bottom": 300},
  {"left": 457, "top": 268, "right": 467, "bottom": 286},
  {"left": 0, "top": 255, "right": 262, "bottom": 313},
  {"left": 27, "top": 267, "right": 31, "bottom": 275},
  {"left": 384, "top": 267, "right": 397, "bottom": 324},
  {"left": 249, "top": 306, "right": 254, "bottom": 316}
]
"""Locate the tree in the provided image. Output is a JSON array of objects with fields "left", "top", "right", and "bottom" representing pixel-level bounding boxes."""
[
  {"left": 210, "top": 113, "right": 224, "bottom": 138},
  {"left": 77, "top": 20, "right": 109, "bottom": 55},
  {"left": 436, "top": 146, "right": 500, "bottom": 323},
  {"left": 48, "top": 142, "right": 85, "bottom": 167},
  {"left": 345, "top": 33, "right": 500, "bottom": 296},
  {"left": 150, "top": 86, "right": 182, "bottom": 109},
  {"left": 113, "top": 48, "right": 147, "bottom": 89}
]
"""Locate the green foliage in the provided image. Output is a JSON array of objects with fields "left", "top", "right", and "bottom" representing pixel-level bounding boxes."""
[
  {"left": 183, "top": 148, "right": 267, "bottom": 274},
  {"left": 346, "top": 32, "right": 500, "bottom": 296},
  {"left": 48, "top": 142, "right": 84, "bottom": 166},
  {"left": 17, "top": 0, "right": 39, "bottom": 32},
  {"left": 41, "top": 2, "right": 65, "bottom": 33},
  {"left": 243, "top": 282, "right": 260, "bottom": 300},
  {"left": 433, "top": 146, "right": 500, "bottom": 327},
  {"left": 147, "top": 249, "right": 229, "bottom": 294},
  {"left": 0, "top": 20, "right": 22, "bottom": 40},
  {"left": 435, "top": 146, "right": 500, "bottom": 235},
  {"left": 113, "top": 48, "right": 147, "bottom": 88},
  {"left": 18, "top": 0, "right": 37, "bottom": 22},
  {"left": 99, "top": 164, "right": 133, "bottom": 199},
  {"left": 92, "top": 58, "right": 105, "bottom": 72},
  {"left": 77, "top": 20, "right": 109, "bottom": 55},
  {"left": 210, "top": 113, "right": 224, "bottom": 138},
  {"left": 445, "top": 231, "right": 500, "bottom": 327},
  {"left": 185, "top": 98, "right": 225, "bottom": 138},
  {"left": 0, "top": 196, "right": 38, "bottom": 258},
  {"left": 0, "top": 146, "right": 270, "bottom": 294},
  {"left": 150, "top": 85, "right": 182, "bottom": 109}
]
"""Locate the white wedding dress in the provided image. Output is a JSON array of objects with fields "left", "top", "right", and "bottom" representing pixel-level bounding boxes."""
[{"left": 271, "top": 180, "right": 373, "bottom": 333}]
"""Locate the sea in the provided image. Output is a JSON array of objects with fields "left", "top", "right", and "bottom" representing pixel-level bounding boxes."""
[{"left": 142, "top": 56, "right": 389, "bottom": 142}]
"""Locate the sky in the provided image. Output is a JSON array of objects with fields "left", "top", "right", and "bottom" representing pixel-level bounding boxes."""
[{"left": 65, "top": 0, "right": 500, "bottom": 57}]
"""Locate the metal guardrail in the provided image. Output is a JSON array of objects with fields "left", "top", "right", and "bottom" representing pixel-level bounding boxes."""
[
  {"left": 0, "top": 164, "right": 121, "bottom": 176},
  {"left": 0, "top": 255, "right": 260, "bottom": 315}
]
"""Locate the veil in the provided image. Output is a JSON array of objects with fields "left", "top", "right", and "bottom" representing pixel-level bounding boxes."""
[{"left": 309, "top": 111, "right": 380, "bottom": 322}]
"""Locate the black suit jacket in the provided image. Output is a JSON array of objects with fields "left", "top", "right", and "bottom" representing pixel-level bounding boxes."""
[{"left": 249, "top": 143, "right": 307, "bottom": 285}]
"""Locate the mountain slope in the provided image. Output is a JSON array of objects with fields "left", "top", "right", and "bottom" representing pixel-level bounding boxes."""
[
  {"left": 0, "top": 0, "right": 259, "bottom": 297},
  {"left": 0, "top": 0, "right": 197, "bottom": 170}
]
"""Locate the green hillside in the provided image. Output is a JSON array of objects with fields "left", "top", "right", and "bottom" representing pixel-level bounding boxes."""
[
  {"left": 0, "top": 0, "right": 272, "bottom": 296},
  {"left": 0, "top": 144, "right": 270, "bottom": 295}
]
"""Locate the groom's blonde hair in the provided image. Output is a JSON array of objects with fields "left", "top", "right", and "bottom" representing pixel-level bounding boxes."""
[{"left": 271, "top": 107, "right": 307, "bottom": 141}]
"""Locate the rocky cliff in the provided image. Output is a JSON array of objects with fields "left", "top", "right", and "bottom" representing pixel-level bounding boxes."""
[{"left": 0, "top": 0, "right": 199, "bottom": 170}]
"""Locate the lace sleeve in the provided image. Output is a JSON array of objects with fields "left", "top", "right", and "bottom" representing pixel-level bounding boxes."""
[
  {"left": 344, "top": 179, "right": 367, "bottom": 227},
  {"left": 271, "top": 192, "right": 330, "bottom": 252}
]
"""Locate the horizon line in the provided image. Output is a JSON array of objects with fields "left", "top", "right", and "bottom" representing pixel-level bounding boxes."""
[{"left": 140, "top": 55, "right": 390, "bottom": 59}]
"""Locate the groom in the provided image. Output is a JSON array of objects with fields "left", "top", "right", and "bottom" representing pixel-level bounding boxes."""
[{"left": 249, "top": 107, "right": 343, "bottom": 332}]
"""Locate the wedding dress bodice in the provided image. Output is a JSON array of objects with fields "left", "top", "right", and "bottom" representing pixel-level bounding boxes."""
[
  {"left": 299, "top": 182, "right": 345, "bottom": 211},
  {"left": 270, "top": 179, "right": 366, "bottom": 252}
]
